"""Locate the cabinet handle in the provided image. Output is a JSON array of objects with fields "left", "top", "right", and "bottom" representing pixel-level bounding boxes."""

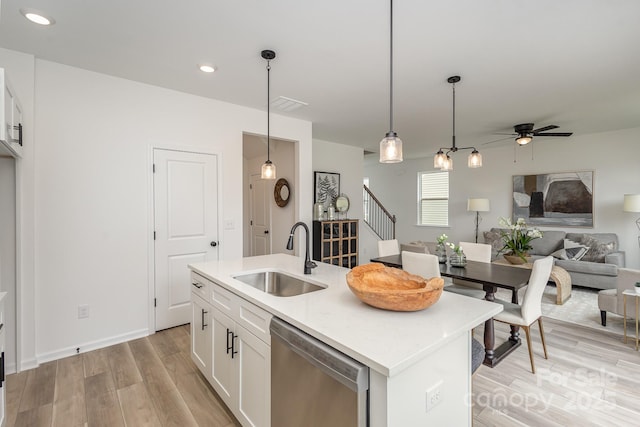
[
  {"left": 192, "top": 282, "right": 203, "bottom": 289},
  {"left": 226, "top": 328, "right": 233, "bottom": 355},
  {"left": 0, "top": 351, "right": 4, "bottom": 388},
  {"left": 231, "top": 333, "right": 238, "bottom": 359},
  {"left": 201, "top": 309, "right": 208, "bottom": 330}
]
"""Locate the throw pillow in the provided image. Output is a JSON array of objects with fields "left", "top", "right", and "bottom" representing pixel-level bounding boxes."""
[
  {"left": 550, "top": 238, "right": 589, "bottom": 261},
  {"left": 579, "top": 235, "right": 616, "bottom": 263},
  {"left": 483, "top": 230, "right": 503, "bottom": 259}
]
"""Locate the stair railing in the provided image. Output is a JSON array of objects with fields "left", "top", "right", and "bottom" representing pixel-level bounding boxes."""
[{"left": 363, "top": 185, "right": 396, "bottom": 241}]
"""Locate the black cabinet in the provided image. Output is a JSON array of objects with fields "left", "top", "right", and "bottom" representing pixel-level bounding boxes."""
[{"left": 313, "top": 220, "right": 358, "bottom": 268}]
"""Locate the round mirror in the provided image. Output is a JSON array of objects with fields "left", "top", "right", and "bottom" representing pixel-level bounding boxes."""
[
  {"left": 274, "top": 178, "right": 291, "bottom": 207},
  {"left": 335, "top": 195, "right": 349, "bottom": 213}
]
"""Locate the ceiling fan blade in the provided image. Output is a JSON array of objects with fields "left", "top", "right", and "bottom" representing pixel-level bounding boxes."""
[
  {"left": 493, "top": 132, "right": 516, "bottom": 135},
  {"left": 532, "top": 125, "right": 558, "bottom": 133},
  {"left": 535, "top": 132, "right": 573, "bottom": 137},
  {"left": 481, "top": 136, "right": 512, "bottom": 145}
]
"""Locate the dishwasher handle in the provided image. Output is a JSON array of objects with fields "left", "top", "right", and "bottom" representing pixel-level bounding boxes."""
[{"left": 270, "top": 317, "right": 368, "bottom": 392}]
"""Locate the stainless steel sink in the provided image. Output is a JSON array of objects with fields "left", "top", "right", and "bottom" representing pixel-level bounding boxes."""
[{"left": 233, "top": 271, "right": 326, "bottom": 297}]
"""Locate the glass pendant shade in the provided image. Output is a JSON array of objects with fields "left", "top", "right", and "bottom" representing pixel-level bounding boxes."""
[
  {"left": 441, "top": 155, "right": 453, "bottom": 171},
  {"left": 380, "top": 132, "right": 403, "bottom": 163},
  {"left": 468, "top": 150, "right": 482, "bottom": 168},
  {"left": 261, "top": 160, "right": 276, "bottom": 180},
  {"left": 434, "top": 150, "right": 446, "bottom": 168},
  {"left": 516, "top": 135, "right": 532, "bottom": 145}
]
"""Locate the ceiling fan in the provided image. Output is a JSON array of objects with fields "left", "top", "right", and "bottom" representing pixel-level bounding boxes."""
[{"left": 484, "top": 123, "right": 573, "bottom": 146}]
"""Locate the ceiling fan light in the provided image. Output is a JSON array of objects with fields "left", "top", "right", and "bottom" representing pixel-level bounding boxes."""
[
  {"left": 434, "top": 150, "right": 446, "bottom": 168},
  {"left": 516, "top": 135, "right": 532, "bottom": 145},
  {"left": 380, "top": 132, "right": 403, "bottom": 163},
  {"left": 468, "top": 150, "right": 482, "bottom": 168},
  {"left": 261, "top": 160, "right": 276, "bottom": 180}
]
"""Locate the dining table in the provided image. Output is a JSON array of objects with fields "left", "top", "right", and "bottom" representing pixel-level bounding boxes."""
[{"left": 369, "top": 254, "right": 533, "bottom": 367}]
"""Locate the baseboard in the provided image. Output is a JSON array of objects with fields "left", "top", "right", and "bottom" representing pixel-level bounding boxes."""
[
  {"left": 18, "top": 357, "right": 38, "bottom": 372},
  {"left": 35, "top": 328, "right": 150, "bottom": 365}
]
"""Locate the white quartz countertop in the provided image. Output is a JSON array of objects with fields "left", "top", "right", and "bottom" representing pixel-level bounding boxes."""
[{"left": 189, "top": 254, "right": 502, "bottom": 377}]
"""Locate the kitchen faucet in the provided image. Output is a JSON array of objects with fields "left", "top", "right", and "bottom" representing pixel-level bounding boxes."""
[{"left": 286, "top": 222, "right": 317, "bottom": 274}]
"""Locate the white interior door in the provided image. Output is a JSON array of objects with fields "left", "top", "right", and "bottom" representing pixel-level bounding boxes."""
[
  {"left": 250, "top": 174, "right": 271, "bottom": 256},
  {"left": 154, "top": 149, "right": 218, "bottom": 330}
]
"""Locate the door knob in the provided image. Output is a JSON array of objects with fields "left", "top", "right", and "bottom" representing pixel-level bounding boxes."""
[
  {"left": 210, "top": 241, "right": 218, "bottom": 247},
  {"left": 264, "top": 230, "right": 269, "bottom": 234}
]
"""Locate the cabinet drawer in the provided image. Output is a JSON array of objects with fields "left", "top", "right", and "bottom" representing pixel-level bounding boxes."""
[
  {"left": 238, "top": 298, "right": 272, "bottom": 344},
  {"left": 191, "top": 273, "right": 210, "bottom": 300},
  {"left": 211, "top": 282, "right": 236, "bottom": 315}
]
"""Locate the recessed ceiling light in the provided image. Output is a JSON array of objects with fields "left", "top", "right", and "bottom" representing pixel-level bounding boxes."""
[
  {"left": 199, "top": 64, "right": 216, "bottom": 73},
  {"left": 20, "top": 8, "right": 55, "bottom": 25}
]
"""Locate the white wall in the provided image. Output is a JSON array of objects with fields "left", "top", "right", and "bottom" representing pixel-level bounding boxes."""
[
  {"left": 1, "top": 50, "right": 313, "bottom": 366},
  {"left": 364, "top": 128, "right": 640, "bottom": 269}
]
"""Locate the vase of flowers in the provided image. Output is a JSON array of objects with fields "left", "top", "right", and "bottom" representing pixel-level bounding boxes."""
[
  {"left": 498, "top": 217, "right": 543, "bottom": 264},
  {"left": 435, "top": 234, "right": 448, "bottom": 264},
  {"left": 447, "top": 242, "right": 467, "bottom": 267}
]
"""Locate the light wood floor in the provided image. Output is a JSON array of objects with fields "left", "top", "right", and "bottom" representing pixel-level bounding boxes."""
[
  {"left": 5, "top": 324, "right": 240, "bottom": 427},
  {"left": 473, "top": 318, "right": 640, "bottom": 426},
  {"left": 5, "top": 318, "right": 640, "bottom": 426}
]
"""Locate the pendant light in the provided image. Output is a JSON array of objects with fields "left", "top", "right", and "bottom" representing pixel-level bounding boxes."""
[
  {"left": 379, "top": 0, "right": 403, "bottom": 163},
  {"left": 433, "top": 76, "right": 482, "bottom": 170},
  {"left": 261, "top": 49, "right": 276, "bottom": 180}
]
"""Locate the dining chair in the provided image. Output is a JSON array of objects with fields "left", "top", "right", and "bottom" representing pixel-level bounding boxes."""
[
  {"left": 401, "top": 251, "right": 440, "bottom": 279},
  {"left": 492, "top": 256, "right": 553, "bottom": 373},
  {"left": 445, "top": 242, "right": 492, "bottom": 298},
  {"left": 377, "top": 239, "right": 400, "bottom": 257}
]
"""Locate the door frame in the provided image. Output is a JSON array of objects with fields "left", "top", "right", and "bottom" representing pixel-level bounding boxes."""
[{"left": 147, "top": 144, "right": 223, "bottom": 333}]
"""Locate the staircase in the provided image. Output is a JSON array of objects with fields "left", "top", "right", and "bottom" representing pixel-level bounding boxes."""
[{"left": 363, "top": 185, "right": 396, "bottom": 241}]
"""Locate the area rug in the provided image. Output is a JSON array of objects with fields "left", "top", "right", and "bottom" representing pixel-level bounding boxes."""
[{"left": 495, "top": 285, "right": 633, "bottom": 337}]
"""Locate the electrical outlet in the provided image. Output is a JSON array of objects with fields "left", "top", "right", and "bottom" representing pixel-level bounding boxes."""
[
  {"left": 78, "top": 304, "right": 89, "bottom": 319},
  {"left": 426, "top": 380, "right": 443, "bottom": 412}
]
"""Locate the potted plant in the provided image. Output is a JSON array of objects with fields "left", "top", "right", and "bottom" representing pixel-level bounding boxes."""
[
  {"left": 435, "top": 234, "right": 448, "bottom": 263},
  {"left": 497, "top": 217, "right": 543, "bottom": 264},
  {"left": 447, "top": 242, "right": 467, "bottom": 267}
]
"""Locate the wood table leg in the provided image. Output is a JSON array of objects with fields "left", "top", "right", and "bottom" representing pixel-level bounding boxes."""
[
  {"left": 483, "top": 286, "right": 496, "bottom": 365},
  {"left": 509, "top": 287, "right": 520, "bottom": 343},
  {"left": 483, "top": 283, "right": 522, "bottom": 368}
]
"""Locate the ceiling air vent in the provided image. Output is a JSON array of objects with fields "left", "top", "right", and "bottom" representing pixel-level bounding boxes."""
[{"left": 270, "top": 96, "right": 308, "bottom": 112}]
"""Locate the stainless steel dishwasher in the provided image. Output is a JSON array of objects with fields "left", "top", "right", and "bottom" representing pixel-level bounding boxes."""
[{"left": 270, "top": 317, "right": 369, "bottom": 427}]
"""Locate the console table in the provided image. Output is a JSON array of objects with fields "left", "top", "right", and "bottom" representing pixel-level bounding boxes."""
[
  {"left": 493, "top": 258, "right": 572, "bottom": 305},
  {"left": 623, "top": 289, "right": 640, "bottom": 351}
]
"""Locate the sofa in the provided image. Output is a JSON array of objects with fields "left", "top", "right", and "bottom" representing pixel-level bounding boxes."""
[
  {"left": 598, "top": 268, "right": 640, "bottom": 326},
  {"left": 483, "top": 229, "right": 625, "bottom": 290}
]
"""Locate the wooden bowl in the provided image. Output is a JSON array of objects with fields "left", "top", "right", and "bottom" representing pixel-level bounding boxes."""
[{"left": 346, "top": 263, "right": 444, "bottom": 312}]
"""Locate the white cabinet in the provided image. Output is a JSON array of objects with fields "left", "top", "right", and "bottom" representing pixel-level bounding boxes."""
[
  {"left": 190, "top": 273, "right": 272, "bottom": 427},
  {"left": 0, "top": 69, "right": 23, "bottom": 158},
  {"left": 0, "top": 293, "right": 6, "bottom": 427},
  {"left": 191, "top": 292, "right": 211, "bottom": 378}
]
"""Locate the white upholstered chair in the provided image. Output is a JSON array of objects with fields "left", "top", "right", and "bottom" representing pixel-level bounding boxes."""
[
  {"left": 377, "top": 239, "right": 400, "bottom": 257},
  {"left": 401, "top": 251, "right": 441, "bottom": 279},
  {"left": 492, "top": 256, "right": 554, "bottom": 373},
  {"left": 445, "top": 242, "right": 492, "bottom": 299},
  {"left": 598, "top": 268, "right": 640, "bottom": 326}
]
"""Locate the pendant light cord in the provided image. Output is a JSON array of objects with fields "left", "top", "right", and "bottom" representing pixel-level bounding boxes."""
[
  {"left": 451, "top": 81, "right": 456, "bottom": 149},
  {"left": 267, "top": 60, "right": 271, "bottom": 162},
  {"left": 389, "top": 0, "right": 394, "bottom": 133}
]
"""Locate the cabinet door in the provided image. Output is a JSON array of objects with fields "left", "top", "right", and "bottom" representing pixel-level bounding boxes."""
[
  {"left": 236, "top": 327, "right": 270, "bottom": 427},
  {"left": 190, "top": 296, "right": 211, "bottom": 377},
  {"left": 211, "top": 308, "right": 236, "bottom": 408}
]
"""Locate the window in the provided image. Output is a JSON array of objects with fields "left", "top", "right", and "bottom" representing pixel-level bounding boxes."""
[
  {"left": 418, "top": 171, "right": 449, "bottom": 226},
  {"left": 363, "top": 177, "right": 370, "bottom": 223}
]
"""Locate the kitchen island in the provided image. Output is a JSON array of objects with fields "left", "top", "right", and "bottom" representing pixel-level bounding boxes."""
[{"left": 189, "top": 254, "right": 502, "bottom": 426}]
